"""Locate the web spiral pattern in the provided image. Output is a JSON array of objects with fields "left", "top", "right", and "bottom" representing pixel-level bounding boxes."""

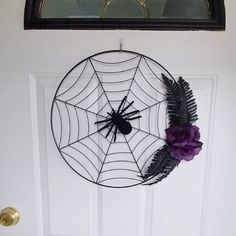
[{"left": 51, "top": 50, "right": 175, "bottom": 188}]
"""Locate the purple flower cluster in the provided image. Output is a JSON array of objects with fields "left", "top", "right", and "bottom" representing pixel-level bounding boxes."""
[{"left": 166, "top": 125, "right": 203, "bottom": 161}]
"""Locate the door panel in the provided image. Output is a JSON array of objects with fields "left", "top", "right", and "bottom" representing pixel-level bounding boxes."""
[{"left": 29, "top": 74, "right": 215, "bottom": 236}]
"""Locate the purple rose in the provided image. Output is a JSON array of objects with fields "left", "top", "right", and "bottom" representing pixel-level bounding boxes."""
[{"left": 166, "top": 125, "right": 203, "bottom": 161}]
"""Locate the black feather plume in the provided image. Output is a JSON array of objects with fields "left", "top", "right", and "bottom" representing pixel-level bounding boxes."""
[
  {"left": 142, "top": 146, "right": 180, "bottom": 185},
  {"left": 162, "top": 74, "right": 198, "bottom": 125},
  {"left": 142, "top": 75, "right": 198, "bottom": 185},
  {"left": 177, "top": 77, "right": 198, "bottom": 124}
]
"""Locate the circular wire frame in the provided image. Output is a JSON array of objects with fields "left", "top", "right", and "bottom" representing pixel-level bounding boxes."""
[{"left": 50, "top": 50, "right": 175, "bottom": 188}]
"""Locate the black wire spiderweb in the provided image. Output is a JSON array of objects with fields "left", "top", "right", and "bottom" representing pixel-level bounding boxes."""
[{"left": 51, "top": 50, "right": 175, "bottom": 188}]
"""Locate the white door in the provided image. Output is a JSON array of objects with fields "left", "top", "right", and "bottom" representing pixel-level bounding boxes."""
[{"left": 0, "top": 1, "right": 235, "bottom": 236}]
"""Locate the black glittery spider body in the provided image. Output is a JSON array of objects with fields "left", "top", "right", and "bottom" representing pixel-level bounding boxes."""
[{"left": 95, "top": 96, "right": 141, "bottom": 142}]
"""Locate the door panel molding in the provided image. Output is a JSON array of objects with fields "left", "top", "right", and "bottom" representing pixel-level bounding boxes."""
[{"left": 30, "top": 73, "right": 216, "bottom": 236}]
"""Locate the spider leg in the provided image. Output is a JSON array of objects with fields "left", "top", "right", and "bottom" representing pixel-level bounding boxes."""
[
  {"left": 97, "top": 120, "right": 113, "bottom": 133},
  {"left": 117, "top": 96, "right": 127, "bottom": 113},
  {"left": 95, "top": 117, "right": 112, "bottom": 124},
  {"left": 120, "top": 100, "right": 134, "bottom": 115},
  {"left": 106, "top": 123, "right": 115, "bottom": 138},
  {"left": 107, "top": 109, "right": 116, "bottom": 117},
  {"left": 113, "top": 126, "right": 118, "bottom": 142},
  {"left": 121, "top": 110, "right": 140, "bottom": 118},
  {"left": 109, "top": 108, "right": 116, "bottom": 115},
  {"left": 126, "top": 115, "right": 142, "bottom": 121}
]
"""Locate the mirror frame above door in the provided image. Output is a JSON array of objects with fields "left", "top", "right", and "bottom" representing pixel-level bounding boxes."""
[{"left": 24, "top": 0, "right": 225, "bottom": 30}]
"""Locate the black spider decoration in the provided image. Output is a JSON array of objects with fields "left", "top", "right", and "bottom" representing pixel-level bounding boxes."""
[{"left": 95, "top": 96, "right": 142, "bottom": 142}]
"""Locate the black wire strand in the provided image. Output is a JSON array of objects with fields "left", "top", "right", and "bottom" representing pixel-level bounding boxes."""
[
  {"left": 91, "top": 55, "right": 140, "bottom": 65},
  {"left": 57, "top": 60, "right": 89, "bottom": 97}
]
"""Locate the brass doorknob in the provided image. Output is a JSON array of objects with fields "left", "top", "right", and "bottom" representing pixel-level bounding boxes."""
[{"left": 0, "top": 207, "right": 20, "bottom": 226}]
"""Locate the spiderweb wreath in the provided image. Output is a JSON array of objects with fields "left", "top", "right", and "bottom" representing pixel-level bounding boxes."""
[{"left": 50, "top": 50, "right": 202, "bottom": 188}]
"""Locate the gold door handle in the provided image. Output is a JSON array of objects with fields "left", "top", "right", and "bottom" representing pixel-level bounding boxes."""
[{"left": 0, "top": 207, "right": 20, "bottom": 226}]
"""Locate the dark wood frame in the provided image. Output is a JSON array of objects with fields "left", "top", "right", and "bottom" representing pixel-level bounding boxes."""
[{"left": 24, "top": 0, "right": 225, "bottom": 30}]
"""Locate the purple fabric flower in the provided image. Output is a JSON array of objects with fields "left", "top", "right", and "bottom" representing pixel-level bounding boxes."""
[{"left": 166, "top": 125, "right": 203, "bottom": 161}]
